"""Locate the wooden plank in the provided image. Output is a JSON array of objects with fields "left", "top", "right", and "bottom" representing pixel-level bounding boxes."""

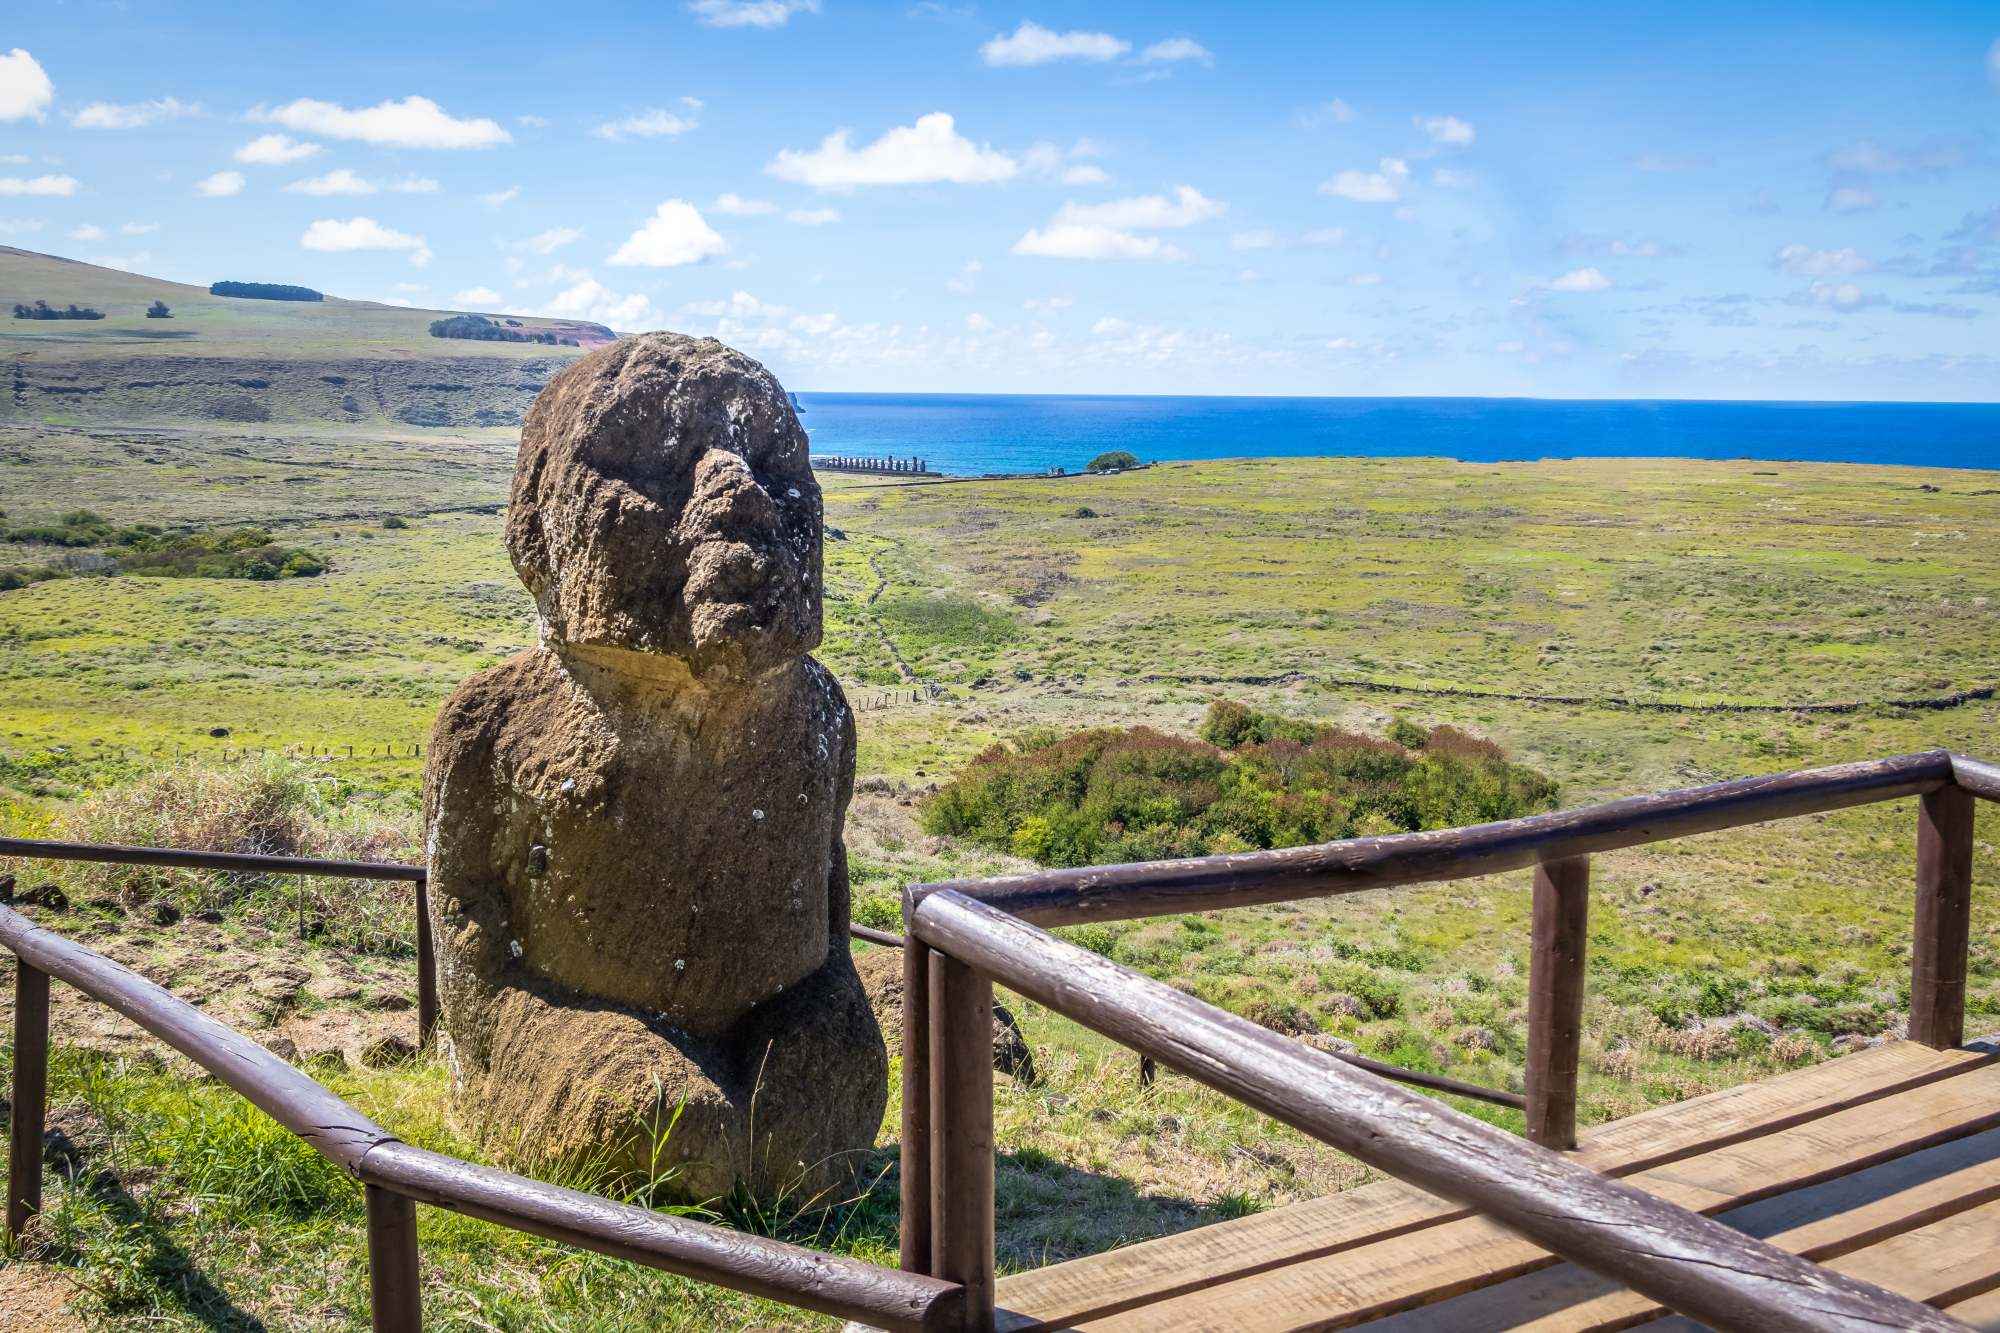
[
  {"left": 1012, "top": 1057, "right": 2000, "bottom": 1333},
  {"left": 1376, "top": 1135, "right": 2000, "bottom": 1333},
  {"left": 921, "top": 891, "right": 1966, "bottom": 1333},
  {"left": 914, "top": 751, "right": 1953, "bottom": 927},
  {"left": 1951, "top": 752, "right": 2000, "bottom": 804},
  {"left": 1527, "top": 856, "right": 1590, "bottom": 1149},
  {"left": 1912, "top": 784, "right": 1977, "bottom": 1048},
  {"left": 994, "top": 1033, "right": 1994, "bottom": 1329}
]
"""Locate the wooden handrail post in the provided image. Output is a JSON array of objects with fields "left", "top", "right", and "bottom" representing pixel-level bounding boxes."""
[
  {"left": 1910, "top": 784, "right": 1976, "bottom": 1049},
  {"left": 899, "top": 930, "right": 934, "bottom": 1275},
  {"left": 365, "top": 1184, "right": 422, "bottom": 1331},
  {"left": 928, "top": 948, "right": 995, "bottom": 1333},
  {"left": 1526, "top": 854, "right": 1590, "bottom": 1150},
  {"left": 8, "top": 958, "right": 47, "bottom": 1241},
  {"left": 414, "top": 875, "right": 438, "bottom": 1051}
]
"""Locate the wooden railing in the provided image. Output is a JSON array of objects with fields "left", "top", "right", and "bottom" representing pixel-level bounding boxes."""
[
  {"left": 1, "top": 748, "right": 1993, "bottom": 1331},
  {"left": 0, "top": 848, "right": 965, "bottom": 1332},
  {"left": 896, "top": 749, "right": 1996, "bottom": 1333}
]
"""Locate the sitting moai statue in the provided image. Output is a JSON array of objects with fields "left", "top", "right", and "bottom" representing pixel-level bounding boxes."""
[{"left": 423, "top": 332, "right": 885, "bottom": 1200}]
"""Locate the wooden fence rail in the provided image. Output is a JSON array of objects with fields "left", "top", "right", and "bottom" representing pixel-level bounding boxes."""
[
  {"left": 898, "top": 748, "right": 1996, "bottom": 1332},
  {"left": 0, "top": 903, "right": 965, "bottom": 1333}
]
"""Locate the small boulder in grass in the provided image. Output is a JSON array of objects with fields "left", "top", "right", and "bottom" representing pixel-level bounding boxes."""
[
  {"left": 258, "top": 1034, "right": 300, "bottom": 1062},
  {"left": 357, "top": 1034, "right": 418, "bottom": 1069}
]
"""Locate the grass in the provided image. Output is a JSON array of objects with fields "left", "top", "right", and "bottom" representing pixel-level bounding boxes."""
[{"left": 0, "top": 439, "right": 1995, "bottom": 1326}]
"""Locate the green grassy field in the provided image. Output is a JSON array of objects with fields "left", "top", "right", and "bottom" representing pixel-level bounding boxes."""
[{"left": 0, "top": 433, "right": 1997, "bottom": 1329}]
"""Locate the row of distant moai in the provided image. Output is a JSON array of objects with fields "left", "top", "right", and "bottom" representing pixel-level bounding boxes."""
[
  {"left": 423, "top": 333, "right": 887, "bottom": 1199},
  {"left": 813, "top": 454, "right": 930, "bottom": 474}
]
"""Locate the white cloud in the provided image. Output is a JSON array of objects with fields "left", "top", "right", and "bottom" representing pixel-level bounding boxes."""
[
  {"left": 1433, "top": 168, "right": 1473, "bottom": 188},
  {"left": 517, "top": 115, "right": 549, "bottom": 128},
  {"left": 1774, "top": 243, "right": 1876, "bottom": 275},
  {"left": 1059, "top": 164, "right": 1110, "bottom": 185},
  {"left": 284, "top": 169, "right": 437, "bottom": 196},
  {"left": 0, "top": 220, "right": 43, "bottom": 234},
  {"left": 785, "top": 207, "right": 840, "bottom": 225},
  {"left": 121, "top": 221, "right": 158, "bottom": 234},
  {"left": 508, "top": 227, "right": 583, "bottom": 254},
  {"left": 966, "top": 313, "right": 992, "bottom": 332},
  {"left": 283, "top": 168, "right": 374, "bottom": 196},
  {"left": 300, "top": 216, "right": 432, "bottom": 265},
  {"left": 766, "top": 112, "right": 1017, "bottom": 189},
  {"left": 477, "top": 186, "right": 519, "bottom": 208},
  {"left": 1233, "top": 269, "right": 1264, "bottom": 283},
  {"left": 593, "top": 101, "right": 701, "bottom": 141},
  {"left": 1022, "top": 293, "right": 1070, "bottom": 311},
  {"left": 1319, "top": 158, "right": 1407, "bottom": 202},
  {"left": 607, "top": 199, "right": 727, "bottom": 266},
  {"left": 1136, "top": 38, "right": 1212, "bottom": 65},
  {"left": 71, "top": 96, "right": 197, "bottom": 129},
  {"left": 1828, "top": 187, "right": 1879, "bottom": 213},
  {"left": 0, "top": 50, "right": 53, "bottom": 123},
  {"left": 196, "top": 171, "right": 244, "bottom": 197},
  {"left": 981, "top": 21, "right": 1129, "bottom": 66},
  {"left": 1071, "top": 137, "right": 1112, "bottom": 158},
  {"left": 235, "top": 133, "right": 320, "bottom": 165},
  {"left": 453, "top": 286, "right": 503, "bottom": 306},
  {"left": 1627, "top": 152, "right": 1703, "bottom": 172},
  {"left": 1786, "top": 280, "right": 1883, "bottom": 309},
  {"left": 1303, "top": 227, "right": 1346, "bottom": 246},
  {"left": 525, "top": 273, "right": 657, "bottom": 327},
  {"left": 714, "top": 192, "right": 777, "bottom": 214},
  {"left": 68, "top": 223, "right": 105, "bottom": 240},
  {"left": 1328, "top": 337, "right": 1360, "bottom": 350},
  {"left": 1092, "top": 316, "right": 1128, "bottom": 334},
  {"left": 1990, "top": 37, "right": 2000, "bottom": 89},
  {"left": 946, "top": 258, "right": 981, "bottom": 292},
  {"left": 1013, "top": 186, "right": 1222, "bottom": 262},
  {"left": 1415, "top": 115, "right": 1473, "bottom": 147},
  {"left": 259, "top": 95, "right": 510, "bottom": 150},
  {"left": 1346, "top": 271, "right": 1381, "bottom": 285},
  {"left": 689, "top": 0, "right": 820, "bottom": 28},
  {"left": 1013, "top": 226, "right": 1187, "bottom": 261},
  {"left": 0, "top": 175, "right": 78, "bottom": 196},
  {"left": 97, "top": 250, "right": 149, "bottom": 272},
  {"left": 1550, "top": 267, "right": 1613, "bottom": 291},
  {"left": 390, "top": 282, "right": 426, "bottom": 292},
  {"left": 1054, "top": 185, "right": 1225, "bottom": 229},
  {"left": 1230, "top": 229, "right": 1277, "bottom": 250}
]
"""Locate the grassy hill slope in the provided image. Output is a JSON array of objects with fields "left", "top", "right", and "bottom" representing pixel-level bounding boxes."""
[{"left": 1, "top": 246, "right": 609, "bottom": 429}]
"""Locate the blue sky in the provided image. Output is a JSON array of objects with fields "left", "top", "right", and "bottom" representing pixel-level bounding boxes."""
[{"left": 4, "top": 1, "right": 2000, "bottom": 399}]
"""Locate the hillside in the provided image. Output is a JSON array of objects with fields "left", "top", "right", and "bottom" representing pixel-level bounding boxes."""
[{"left": 1, "top": 246, "right": 611, "bottom": 429}]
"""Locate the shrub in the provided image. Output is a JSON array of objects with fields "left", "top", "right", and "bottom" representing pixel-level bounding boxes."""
[
  {"left": 12, "top": 300, "right": 104, "bottom": 320},
  {"left": 209, "top": 281, "right": 322, "bottom": 302},
  {"left": 1387, "top": 715, "right": 1429, "bottom": 749},
  {"left": 145, "top": 300, "right": 172, "bottom": 319},
  {"left": 1069, "top": 506, "right": 1098, "bottom": 518},
  {"left": 382, "top": 516, "right": 409, "bottom": 529},
  {"left": 1086, "top": 451, "right": 1139, "bottom": 473},
  {"left": 924, "top": 704, "right": 1555, "bottom": 867},
  {"left": 851, "top": 892, "right": 901, "bottom": 933}
]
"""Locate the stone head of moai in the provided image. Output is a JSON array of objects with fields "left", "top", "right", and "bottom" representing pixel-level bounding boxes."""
[{"left": 506, "top": 332, "right": 823, "bottom": 681}]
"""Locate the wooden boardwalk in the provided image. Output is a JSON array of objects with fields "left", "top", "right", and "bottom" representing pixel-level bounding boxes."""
[{"left": 992, "top": 1039, "right": 2000, "bottom": 1332}]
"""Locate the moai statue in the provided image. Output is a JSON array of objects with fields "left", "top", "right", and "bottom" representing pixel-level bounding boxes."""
[{"left": 423, "top": 332, "right": 885, "bottom": 1200}]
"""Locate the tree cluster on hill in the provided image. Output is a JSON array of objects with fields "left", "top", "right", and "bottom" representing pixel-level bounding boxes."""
[
  {"left": 12, "top": 300, "right": 104, "bottom": 321},
  {"left": 923, "top": 700, "right": 1558, "bottom": 867},
  {"left": 145, "top": 301, "right": 172, "bottom": 319},
  {"left": 0, "top": 511, "right": 326, "bottom": 580},
  {"left": 209, "top": 281, "right": 323, "bottom": 302},
  {"left": 1086, "top": 450, "right": 1140, "bottom": 472},
  {"left": 428, "top": 314, "right": 579, "bottom": 346}
]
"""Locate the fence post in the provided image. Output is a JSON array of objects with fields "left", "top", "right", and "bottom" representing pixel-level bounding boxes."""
[
  {"left": 365, "top": 1184, "right": 422, "bottom": 1332},
  {"left": 899, "top": 920, "right": 933, "bottom": 1275},
  {"left": 929, "top": 948, "right": 994, "bottom": 1332},
  {"left": 414, "top": 873, "right": 439, "bottom": 1050},
  {"left": 8, "top": 959, "right": 48, "bottom": 1240},
  {"left": 1526, "top": 854, "right": 1590, "bottom": 1150},
  {"left": 1911, "top": 784, "right": 1976, "bottom": 1049}
]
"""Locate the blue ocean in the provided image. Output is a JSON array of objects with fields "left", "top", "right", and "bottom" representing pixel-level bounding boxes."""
[{"left": 792, "top": 394, "right": 2000, "bottom": 476}]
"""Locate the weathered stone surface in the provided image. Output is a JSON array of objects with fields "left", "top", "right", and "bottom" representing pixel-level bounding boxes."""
[{"left": 426, "top": 332, "right": 885, "bottom": 1201}]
